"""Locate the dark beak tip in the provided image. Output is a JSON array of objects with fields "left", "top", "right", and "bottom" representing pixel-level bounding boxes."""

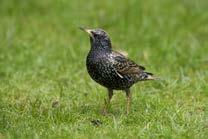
[
  {"left": 79, "top": 26, "right": 85, "bottom": 31},
  {"left": 79, "top": 27, "right": 93, "bottom": 37}
]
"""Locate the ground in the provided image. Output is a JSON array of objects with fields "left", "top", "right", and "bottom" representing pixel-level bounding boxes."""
[{"left": 0, "top": 0, "right": 208, "bottom": 138}]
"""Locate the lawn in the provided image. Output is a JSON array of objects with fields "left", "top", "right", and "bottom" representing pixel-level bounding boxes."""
[{"left": 0, "top": 0, "right": 208, "bottom": 138}]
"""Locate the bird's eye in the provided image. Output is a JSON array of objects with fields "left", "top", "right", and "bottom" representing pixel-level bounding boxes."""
[{"left": 93, "top": 33, "right": 98, "bottom": 37}]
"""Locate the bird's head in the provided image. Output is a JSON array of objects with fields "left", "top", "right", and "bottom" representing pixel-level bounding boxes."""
[{"left": 80, "top": 27, "right": 112, "bottom": 51}]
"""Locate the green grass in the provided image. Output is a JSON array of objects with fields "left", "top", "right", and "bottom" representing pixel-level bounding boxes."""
[{"left": 0, "top": 0, "right": 208, "bottom": 138}]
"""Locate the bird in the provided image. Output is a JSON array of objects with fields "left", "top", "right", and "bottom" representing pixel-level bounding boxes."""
[{"left": 80, "top": 27, "right": 157, "bottom": 114}]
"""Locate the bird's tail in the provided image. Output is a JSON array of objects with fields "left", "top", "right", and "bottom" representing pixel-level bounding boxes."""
[{"left": 140, "top": 72, "right": 159, "bottom": 80}]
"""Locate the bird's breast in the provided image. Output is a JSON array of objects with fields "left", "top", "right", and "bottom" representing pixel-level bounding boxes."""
[
  {"left": 86, "top": 52, "right": 134, "bottom": 90},
  {"left": 86, "top": 52, "right": 114, "bottom": 79}
]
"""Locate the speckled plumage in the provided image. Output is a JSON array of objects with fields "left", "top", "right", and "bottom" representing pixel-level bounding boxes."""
[{"left": 80, "top": 28, "right": 156, "bottom": 114}]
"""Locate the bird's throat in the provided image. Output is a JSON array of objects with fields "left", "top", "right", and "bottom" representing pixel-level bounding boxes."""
[{"left": 90, "top": 37, "right": 112, "bottom": 52}]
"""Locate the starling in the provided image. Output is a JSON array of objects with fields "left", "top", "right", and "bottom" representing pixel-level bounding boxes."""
[{"left": 80, "top": 27, "right": 156, "bottom": 114}]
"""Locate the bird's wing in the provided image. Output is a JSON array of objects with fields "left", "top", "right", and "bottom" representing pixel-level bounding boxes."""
[{"left": 111, "top": 51, "right": 145, "bottom": 77}]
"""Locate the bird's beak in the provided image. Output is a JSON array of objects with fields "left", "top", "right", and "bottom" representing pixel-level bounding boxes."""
[{"left": 79, "top": 27, "right": 93, "bottom": 38}]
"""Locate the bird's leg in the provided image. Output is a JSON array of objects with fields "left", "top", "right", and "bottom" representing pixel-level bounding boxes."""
[
  {"left": 102, "top": 88, "right": 113, "bottom": 115},
  {"left": 125, "top": 88, "right": 131, "bottom": 115}
]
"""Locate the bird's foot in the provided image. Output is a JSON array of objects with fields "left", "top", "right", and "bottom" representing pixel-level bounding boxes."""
[
  {"left": 101, "top": 108, "right": 108, "bottom": 116},
  {"left": 125, "top": 110, "right": 130, "bottom": 115},
  {"left": 101, "top": 98, "right": 111, "bottom": 116}
]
